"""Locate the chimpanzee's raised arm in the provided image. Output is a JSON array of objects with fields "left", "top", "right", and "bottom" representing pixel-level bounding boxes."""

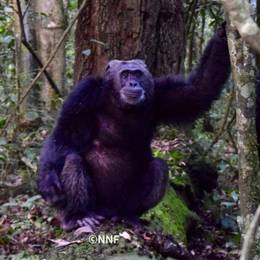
[{"left": 154, "top": 25, "right": 231, "bottom": 125}]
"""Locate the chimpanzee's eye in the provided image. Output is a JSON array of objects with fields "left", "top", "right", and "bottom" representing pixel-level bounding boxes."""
[
  {"left": 134, "top": 70, "right": 143, "bottom": 78},
  {"left": 121, "top": 71, "right": 129, "bottom": 79}
]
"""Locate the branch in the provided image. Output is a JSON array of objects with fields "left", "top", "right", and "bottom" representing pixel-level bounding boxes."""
[
  {"left": 240, "top": 206, "right": 260, "bottom": 260},
  {"left": 1, "top": 0, "right": 88, "bottom": 134},
  {"left": 16, "top": 0, "right": 61, "bottom": 96},
  {"left": 221, "top": 0, "right": 260, "bottom": 53},
  {"left": 22, "top": 0, "right": 31, "bottom": 20}
]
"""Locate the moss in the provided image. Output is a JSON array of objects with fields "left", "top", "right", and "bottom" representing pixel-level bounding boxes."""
[{"left": 142, "top": 187, "right": 196, "bottom": 243}]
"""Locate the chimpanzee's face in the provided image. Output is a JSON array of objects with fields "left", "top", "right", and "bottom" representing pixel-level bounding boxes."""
[{"left": 104, "top": 59, "right": 154, "bottom": 107}]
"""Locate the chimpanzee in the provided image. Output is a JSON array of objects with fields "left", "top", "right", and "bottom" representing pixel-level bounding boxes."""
[{"left": 38, "top": 26, "right": 230, "bottom": 231}]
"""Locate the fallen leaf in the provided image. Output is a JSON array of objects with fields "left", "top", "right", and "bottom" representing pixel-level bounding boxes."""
[
  {"left": 119, "top": 231, "right": 131, "bottom": 241},
  {"left": 74, "top": 226, "right": 93, "bottom": 237},
  {"left": 49, "top": 238, "right": 84, "bottom": 248}
]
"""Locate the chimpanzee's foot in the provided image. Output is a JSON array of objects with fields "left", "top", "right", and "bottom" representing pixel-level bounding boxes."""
[
  {"left": 61, "top": 213, "right": 104, "bottom": 232},
  {"left": 77, "top": 213, "right": 104, "bottom": 230}
]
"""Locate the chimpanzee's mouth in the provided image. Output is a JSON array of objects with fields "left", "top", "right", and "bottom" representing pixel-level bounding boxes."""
[{"left": 120, "top": 87, "right": 145, "bottom": 104}]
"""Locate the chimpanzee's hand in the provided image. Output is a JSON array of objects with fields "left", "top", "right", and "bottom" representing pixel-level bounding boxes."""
[{"left": 38, "top": 172, "right": 66, "bottom": 209}]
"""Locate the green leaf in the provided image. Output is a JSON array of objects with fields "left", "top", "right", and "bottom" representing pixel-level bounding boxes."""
[
  {"left": 68, "top": 0, "right": 77, "bottom": 10},
  {"left": 0, "top": 154, "right": 7, "bottom": 161},
  {"left": 170, "top": 151, "right": 184, "bottom": 161},
  {"left": 0, "top": 117, "right": 6, "bottom": 129},
  {"left": 39, "top": 12, "right": 48, "bottom": 17}
]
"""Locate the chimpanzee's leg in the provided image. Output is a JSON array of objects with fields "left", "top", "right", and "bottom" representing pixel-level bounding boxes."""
[
  {"left": 58, "top": 153, "right": 101, "bottom": 231},
  {"left": 137, "top": 158, "right": 169, "bottom": 214},
  {"left": 125, "top": 158, "right": 169, "bottom": 217}
]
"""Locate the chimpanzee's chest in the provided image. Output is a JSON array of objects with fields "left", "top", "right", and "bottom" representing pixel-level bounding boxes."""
[
  {"left": 85, "top": 139, "right": 145, "bottom": 211},
  {"left": 84, "top": 113, "right": 153, "bottom": 210}
]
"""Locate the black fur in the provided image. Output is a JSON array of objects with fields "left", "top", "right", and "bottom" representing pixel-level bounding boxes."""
[{"left": 38, "top": 28, "right": 230, "bottom": 230}]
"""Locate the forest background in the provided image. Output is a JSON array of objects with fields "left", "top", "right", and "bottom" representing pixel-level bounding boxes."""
[{"left": 0, "top": 0, "right": 259, "bottom": 259}]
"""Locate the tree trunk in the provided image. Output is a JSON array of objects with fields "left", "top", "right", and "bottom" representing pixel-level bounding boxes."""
[
  {"left": 34, "top": 0, "right": 66, "bottom": 112},
  {"left": 12, "top": 0, "right": 39, "bottom": 123},
  {"left": 227, "top": 22, "right": 259, "bottom": 234},
  {"left": 221, "top": 0, "right": 260, "bottom": 54},
  {"left": 256, "top": 0, "right": 260, "bottom": 67},
  {"left": 74, "top": 0, "right": 185, "bottom": 82}
]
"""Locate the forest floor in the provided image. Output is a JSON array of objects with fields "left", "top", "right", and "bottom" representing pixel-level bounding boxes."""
[
  {"left": 0, "top": 134, "right": 243, "bottom": 259},
  {"left": 0, "top": 192, "right": 241, "bottom": 259}
]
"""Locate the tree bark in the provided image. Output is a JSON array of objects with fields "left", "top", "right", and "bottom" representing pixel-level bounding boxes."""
[
  {"left": 240, "top": 206, "right": 260, "bottom": 260},
  {"left": 12, "top": 0, "right": 39, "bottom": 123},
  {"left": 256, "top": 0, "right": 260, "bottom": 67},
  {"left": 227, "top": 21, "right": 259, "bottom": 234},
  {"left": 74, "top": 0, "right": 185, "bottom": 82},
  {"left": 34, "top": 0, "right": 66, "bottom": 112},
  {"left": 221, "top": 0, "right": 260, "bottom": 54}
]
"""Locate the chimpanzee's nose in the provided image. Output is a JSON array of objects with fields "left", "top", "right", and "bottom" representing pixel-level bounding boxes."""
[{"left": 129, "top": 80, "right": 139, "bottom": 87}]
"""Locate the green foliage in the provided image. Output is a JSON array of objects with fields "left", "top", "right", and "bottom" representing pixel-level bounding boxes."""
[
  {"left": 0, "top": 2, "right": 16, "bottom": 176},
  {"left": 153, "top": 146, "right": 190, "bottom": 187},
  {"left": 184, "top": 0, "right": 224, "bottom": 30},
  {"left": 0, "top": 1, "right": 16, "bottom": 115},
  {"left": 0, "top": 117, "right": 6, "bottom": 129},
  {"left": 67, "top": 0, "right": 77, "bottom": 11},
  {"left": 184, "top": 0, "right": 224, "bottom": 72},
  {"left": 0, "top": 3, "right": 14, "bottom": 47}
]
